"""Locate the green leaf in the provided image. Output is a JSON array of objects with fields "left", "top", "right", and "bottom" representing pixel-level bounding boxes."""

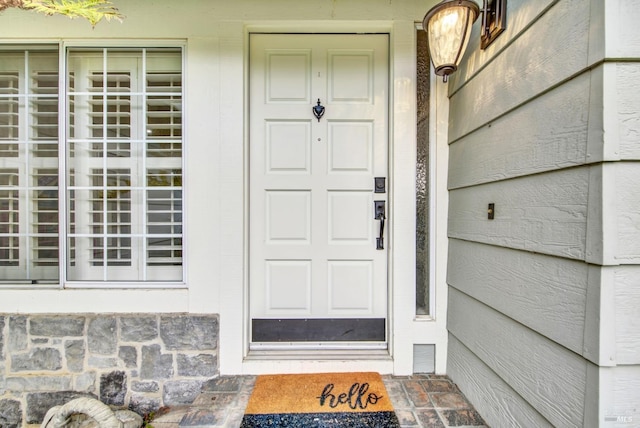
[{"left": 23, "top": 0, "right": 123, "bottom": 26}]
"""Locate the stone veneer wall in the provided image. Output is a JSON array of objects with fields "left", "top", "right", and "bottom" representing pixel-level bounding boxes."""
[{"left": 0, "top": 314, "right": 219, "bottom": 427}]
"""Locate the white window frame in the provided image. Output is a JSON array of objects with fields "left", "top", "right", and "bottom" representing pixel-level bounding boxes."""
[{"left": 0, "top": 41, "right": 187, "bottom": 289}]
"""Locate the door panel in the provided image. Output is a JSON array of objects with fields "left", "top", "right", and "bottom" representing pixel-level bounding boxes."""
[
  {"left": 327, "top": 191, "right": 371, "bottom": 243},
  {"left": 266, "top": 260, "right": 311, "bottom": 312},
  {"left": 266, "top": 121, "right": 310, "bottom": 173},
  {"left": 328, "top": 121, "right": 373, "bottom": 172},
  {"left": 266, "top": 191, "right": 311, "bottom": 243},
  {"left": 328, "top": 260, "right": 373, "bottom": 311},
  {"left": 328, "top": 51, "right": 374, "bottom": 102},
  {"left": 249, "top": 34, "right": 389, "bottom": 348},
  {"left": 266, "top": 50, "right": 311, "bottom": 102}
]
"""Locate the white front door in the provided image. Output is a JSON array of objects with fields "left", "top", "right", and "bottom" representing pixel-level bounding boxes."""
[{"left": 249, "top": 34, "right": 389, "bottom": 350}]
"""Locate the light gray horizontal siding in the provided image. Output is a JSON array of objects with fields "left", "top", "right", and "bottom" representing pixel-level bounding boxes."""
[
  {"left": 448, "top": 72, "right": 591, "bottom": 189},
  {"left": 448, "top": 167, "right": 589, "bottom": 260},
  {"left": 448, "top": 335, "right": 553, "bottom": 428},
  {"left": 447, "top": 239, "right": 588, "bottom": 355},
  {"left": 448, "top": 0, "right": 559, "bottom": 93},
  {"left": 448, "top": 0, "right": 590, "bottom": 142},
  {"left": 446, "top": 0, "right": 640, "bottom": 426},
  {"left": 448, "top": 289, "right": 588, "bottom": 427}
]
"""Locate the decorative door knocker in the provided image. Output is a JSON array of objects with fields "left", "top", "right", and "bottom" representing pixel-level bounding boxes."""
[{"left": 312, "top": 99, "right": 325, "bottom": 122}]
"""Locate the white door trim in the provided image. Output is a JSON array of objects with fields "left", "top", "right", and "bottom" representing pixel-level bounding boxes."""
[{"left": 216, "top": 21, "right": 450, "bottom": 376}]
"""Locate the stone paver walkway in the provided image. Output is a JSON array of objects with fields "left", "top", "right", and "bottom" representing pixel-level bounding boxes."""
[{"left": 151, "top": 374, "right": 488, "bottom": 427}]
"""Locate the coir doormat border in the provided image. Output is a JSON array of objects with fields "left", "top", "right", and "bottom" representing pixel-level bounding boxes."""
[{"left": 240, "top": 372, "right": 400, "bottom": 428}]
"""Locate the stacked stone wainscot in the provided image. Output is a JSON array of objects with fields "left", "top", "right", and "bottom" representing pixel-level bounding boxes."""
[{"left": 0, "top": 314, "right": 219, "bottom": 427}]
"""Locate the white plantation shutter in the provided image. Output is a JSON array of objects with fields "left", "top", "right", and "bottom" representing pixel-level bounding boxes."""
[
  {"left": 0, "top": 49, "right": 59, "bottom": 282},
  {"left": 0, "top": 72, "right": 19, "bottom": 148},
  {"left": 0, "top": 70, "right": 20, "bottom": 272},
  {"left": 145, "top": 64, "right": 182, "bottom": 278},
  {"left": 88, "top": 168, "right": 133, "bottom": 268},
  {"left": 66, "top": 48, "right": 183, "bottom": 282},
  {"left": 32, "top": 168, "right": 59, "bottom": 268},
  {"left": 0, "top": 46, "right": 183, "bottom": 285},
  {"left": 31, "top": 66, "right": 61, "bottom": 274},
  {"left": 147, "top": 71, "right": 182, "bottom": 145},
  {"left": 146, "top": 168, "right": 182, "bottom": 269},
  {"left": 32, "top": 71, "right": 59, "bottom": 145},
  {"left": 0, "top": 169, "right": 19, "bottom": 268}
]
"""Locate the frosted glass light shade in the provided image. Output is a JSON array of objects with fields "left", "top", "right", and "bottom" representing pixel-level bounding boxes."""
[{"left": 422, "top": 0, "right": 479, "bottom": 81}]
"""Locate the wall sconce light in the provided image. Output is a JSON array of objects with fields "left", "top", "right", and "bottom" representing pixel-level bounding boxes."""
[{"left": 422, "top": 0, "right": 506, "bottom": 82}]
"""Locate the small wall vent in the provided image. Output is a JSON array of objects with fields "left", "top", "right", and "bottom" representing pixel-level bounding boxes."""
[{"left": 413, "top": 344, "right": 435, "bottom": 373}]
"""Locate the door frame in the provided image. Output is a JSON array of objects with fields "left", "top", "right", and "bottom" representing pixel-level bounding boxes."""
[{"left": 216, "top": 21, "right": 450, "bottom": 375}]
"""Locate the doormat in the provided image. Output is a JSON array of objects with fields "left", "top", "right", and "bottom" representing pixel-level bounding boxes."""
[{"left": 240, "top": 372, "right": 400, "bottom": 427}]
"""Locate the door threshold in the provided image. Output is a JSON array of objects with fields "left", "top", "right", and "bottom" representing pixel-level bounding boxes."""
[
  {"left": 250, "top": 342, "right": 387, "bottom": 352},
  {"left": 245, "top": 348, "right": 391, "bottom": 361}
]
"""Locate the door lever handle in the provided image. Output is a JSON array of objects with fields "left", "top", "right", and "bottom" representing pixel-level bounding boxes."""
[{"left": 374, "top": 201, "right": 386, "bottom": 250}]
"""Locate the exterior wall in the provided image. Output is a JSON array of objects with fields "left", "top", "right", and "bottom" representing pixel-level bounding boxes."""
[
  {"left": 446, "top": 0, "right": 640, "bottom": 426},
  {"left": 0, "top": 314, "right": 218, "bottom": 426}
]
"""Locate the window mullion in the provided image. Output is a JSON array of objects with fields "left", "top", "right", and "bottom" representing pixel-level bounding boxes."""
[
  {"left": 102, "top": 48, "right": 108, "bottom": 281},
  {"left": 58, "top": 44, "right": 68, "bottom": 287},
  {"left": 22, "top": 51, "right": 32, "bottom": 280}
]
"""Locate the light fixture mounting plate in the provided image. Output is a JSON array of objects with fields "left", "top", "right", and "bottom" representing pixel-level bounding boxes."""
[{"left": 481, "top": 0, "right": 507, "bottom": 49}]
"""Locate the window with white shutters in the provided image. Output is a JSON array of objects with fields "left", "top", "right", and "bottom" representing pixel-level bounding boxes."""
[
  {"left": 0, "top": 46, "right": 184, "bottom": 285},
  {"left": 67, "top": 48, "right": 183, "bottom": 282},
  {"left": 0, "top": 49, "right": 59, "bottom": 282}
]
